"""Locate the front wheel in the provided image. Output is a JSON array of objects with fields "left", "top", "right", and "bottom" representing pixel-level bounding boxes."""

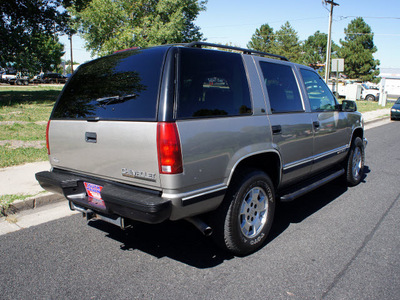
[
  {"left": 346, "top": 137, "right": 365, "bottom": 186},
  {"left": 365, "top": 94, "right": 375, "bottom": 101},
  {"left": 211, "top": 170, "right": 275, "bottom": 256}
]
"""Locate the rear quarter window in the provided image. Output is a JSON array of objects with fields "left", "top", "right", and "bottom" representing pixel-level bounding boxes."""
[
  {"left": 260, "top": 61, "right": 303, "bottom": 113},
  {"left": 176, "top": 48, "right": 252, "bottom": 119},
  {"left": 52, "top": 47, "right": 168, "bottom": 121}
]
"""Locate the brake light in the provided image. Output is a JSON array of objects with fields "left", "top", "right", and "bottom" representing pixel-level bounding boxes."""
[
  {"left": 157, "top": 122, "right": 183, "bottom": 174},
  {"left": 46, "top": 120, "right": 50, "bottom": 155}
]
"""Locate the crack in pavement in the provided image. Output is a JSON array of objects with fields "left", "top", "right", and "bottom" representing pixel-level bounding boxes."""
[{"left": 321, "top": 191, "right": 400, "bottom": 298}]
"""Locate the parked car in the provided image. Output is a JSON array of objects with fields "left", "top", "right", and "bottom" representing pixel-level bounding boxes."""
[
  {"left": 36, "top": 43, "right": 367, "bottom": 255},
  {"left": 31, "top": 73, "right": 67, "bottom": 84},
  {"left": 361, "top": 84, "right": 379, "bottom": 101},
  {"left": 45, "top": 73, "right": 67, "bottom": 84},
  {"left": 0, "top": 70, "right": 17, "bottom": 83},
  {"left": 390, "top": 97, "right": 400, "bottom": 120},
  {"left": 31, "top": 74, "right": 44, "bottom": 84},
  {"left": 8, "top": 73, "right": 30, "bottom": 85}
]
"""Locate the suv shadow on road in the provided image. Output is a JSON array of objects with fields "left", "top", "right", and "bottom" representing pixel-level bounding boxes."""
[
  {"left": 269, "top": 166, "right": 370, "bottom": 242},
  {"left": 86, "top": 167, "right": 369, "bottom": 269}
]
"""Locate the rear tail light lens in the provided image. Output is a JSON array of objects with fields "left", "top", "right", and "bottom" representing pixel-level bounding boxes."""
[
  {"left": 46, "top": 120, "right": 50, "bottom": 155},
  {"left": 157, "top": 122, "right": 183, "bottom": 174}
]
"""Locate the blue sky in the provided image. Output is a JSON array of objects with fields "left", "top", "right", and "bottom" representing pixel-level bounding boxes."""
[{"left": 60, "top": 0, "right": 400, "bottom": 69}]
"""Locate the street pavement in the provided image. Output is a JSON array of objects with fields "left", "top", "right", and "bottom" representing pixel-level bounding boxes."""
[
  {"left": 0, "top": 119, "right": 398, "bottom": 299},
  {"left": 0, "top": 108, "right": 392, "bottom": 215}
]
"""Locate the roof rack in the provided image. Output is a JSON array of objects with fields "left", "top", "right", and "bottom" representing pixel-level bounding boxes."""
[{"left": 184, "top": 42, "right": 289, "bottom": 62}]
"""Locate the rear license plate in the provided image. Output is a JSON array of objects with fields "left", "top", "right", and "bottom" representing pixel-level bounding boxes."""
[{"left": 84, "top": 182, "right": 106, "bottom": 209}]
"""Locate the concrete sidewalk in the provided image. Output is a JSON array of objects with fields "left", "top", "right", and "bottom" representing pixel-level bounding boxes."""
[
  {"left": 0, "top": 161, "right": 65, "bottom": 214},
  {"left": 361, "top": 108, "right": 390, "bottom": 123},
  {"left": 0, "top": 108, "right": 392, "bottom": 215},
  {"left": 0, "top": 161, "right": 51, "bottom": 196}
]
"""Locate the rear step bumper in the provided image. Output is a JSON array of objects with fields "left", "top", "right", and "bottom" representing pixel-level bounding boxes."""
[{"left": 35, "top": 169, "right": 171, "bottom": 224}]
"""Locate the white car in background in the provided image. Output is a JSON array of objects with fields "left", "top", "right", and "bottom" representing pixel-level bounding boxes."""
[
  {"left": 361, "top": 84, "right": 379, "bottom": 101},
  {"left": 0, "top": 71, "right": 17, "bottom": 83}
]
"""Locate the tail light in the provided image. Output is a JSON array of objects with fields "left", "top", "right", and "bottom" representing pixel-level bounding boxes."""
[
  {"left": 46, "top": 120, "right": 50, "bottom": 155},
  {"left": 157, "top": 122, "right": 183, "bottom": 174}
]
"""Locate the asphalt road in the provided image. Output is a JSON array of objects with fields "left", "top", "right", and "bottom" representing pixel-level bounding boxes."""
[{"left": 0, "top": 122, "right": 399, "bottom": 299}]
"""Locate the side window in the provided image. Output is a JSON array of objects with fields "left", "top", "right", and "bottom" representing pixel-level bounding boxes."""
[
  {"left": 176, "top": 48, "right": 252, "bottom": 119},
  {"left": 300, "top": 69, "right": 337, "bottom": 112},
  {"left": 260, "top": 62, "right": 303, "bottom": 113}
]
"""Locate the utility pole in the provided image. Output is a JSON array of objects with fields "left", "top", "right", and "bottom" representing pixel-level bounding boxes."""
[
  {"left": 324, "top": 0, "right": 339, "bottom": 83},
  {"left": 68, "top": 33, "right": 74, "bottom": 73}
]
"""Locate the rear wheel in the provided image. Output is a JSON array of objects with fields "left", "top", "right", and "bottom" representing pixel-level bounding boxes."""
[
  {"left": 346, "top": 137, "right": 365, "bottom": 186},
  {"left": 211, "top": 170, "right": 275, "bottom": 255}
]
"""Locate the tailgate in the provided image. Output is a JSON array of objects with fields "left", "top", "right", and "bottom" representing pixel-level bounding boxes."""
[{"left": 48, "top": 120, "right": 161, "bottom": 189}]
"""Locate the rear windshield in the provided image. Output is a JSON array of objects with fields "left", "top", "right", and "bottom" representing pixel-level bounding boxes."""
[{"left": 52, "top": 47, "right": 168, "bottom": 121}]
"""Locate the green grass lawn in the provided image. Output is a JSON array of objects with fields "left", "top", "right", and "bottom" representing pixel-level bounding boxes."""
[
  {"left": 353, "top": 100, "right": 392, "bottom": 113},
  {"left": 0, "top": 85, "right": 62, "bottom": 168}
]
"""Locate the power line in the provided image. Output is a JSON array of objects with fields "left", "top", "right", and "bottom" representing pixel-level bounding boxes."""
[
  {"left": 339, "top": 16, "right": 400, "bottom": 20},
  {"left": 200, "top": 17, "right": 326, "bottom": 29}
]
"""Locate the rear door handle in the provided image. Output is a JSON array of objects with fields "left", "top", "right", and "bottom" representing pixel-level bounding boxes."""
[{"left": 272, "top": 125, "right": 282, "bottom": 135}]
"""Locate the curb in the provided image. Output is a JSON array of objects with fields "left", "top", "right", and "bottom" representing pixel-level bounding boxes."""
[
  {"left": 1, "top": 192, "right": 66, "bottom": 216},
  {"left": 364, "top": 115, "right": 390, "bottom": 125}
]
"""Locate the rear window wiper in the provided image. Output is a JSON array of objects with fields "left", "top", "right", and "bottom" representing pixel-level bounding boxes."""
[{"left": 96, "top": 94, "right": 138, "bottom": 106}]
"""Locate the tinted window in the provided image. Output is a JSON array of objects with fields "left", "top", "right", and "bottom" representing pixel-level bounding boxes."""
[
  {"left": 176, "top": 48, "right": 252, "bottom": 119},
  {"left": 300, "top": 69, "right": 337, "bottom": 112},
  {"left": 52, "top": 47, "right": 168, "bottom": 121},
  {"left": 260, "top": 62, "right": 303, "bottom": 113}
]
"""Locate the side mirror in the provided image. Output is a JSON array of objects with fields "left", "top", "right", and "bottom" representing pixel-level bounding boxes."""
[{"left": 341, "top": 100, "right": 357, "bottom": 112}]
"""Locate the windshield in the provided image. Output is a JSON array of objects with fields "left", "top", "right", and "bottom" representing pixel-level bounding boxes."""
[
  {"left": 396, "top": 98, "right": 400, "bottom": 104},
  {"left": 52, "top": 47, "right": 168, "bottom": 121}
]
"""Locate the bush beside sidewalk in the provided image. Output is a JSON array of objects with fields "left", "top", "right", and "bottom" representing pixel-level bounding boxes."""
[{"left": 0, "top": 108, "right": 392, "bottom": 217}]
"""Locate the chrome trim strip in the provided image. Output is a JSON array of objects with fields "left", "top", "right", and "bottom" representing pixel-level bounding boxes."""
[
  {"left": 284, "top": 157, "right": 313, "bottom": 170},
  {"left": 162, "top": 184, "right": 227, "bottom": 201},
  {"left": 283, "top": 144, "right": 350, "bottom": 171}
]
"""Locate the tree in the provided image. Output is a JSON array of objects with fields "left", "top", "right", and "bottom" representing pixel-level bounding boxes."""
[
  {"left": 70, "top": 0, "right": 207, "bottom": 57},
  {"left": 0, "top": 0, "right": 69, "bottom": 73},
  {"left": 274, "top": 22, "right": 302, "bottom": 63},
  {"left": 302, "top": 30, "right": 340, "bottom": 74},
  {"left": 338, "top": 17, "right": 380, "bottom": 82},
  {"left": 247, "top": 22, "right": 302, "bottom": 63},
  {"left": 24, "top": 34, "right": 65, "bottom": 73},
  {"left": 247, "top": 24, "right": 275, "bottom": 53},
  {"left": 303, "top": 31, "right": 328, "bottom": 67}
]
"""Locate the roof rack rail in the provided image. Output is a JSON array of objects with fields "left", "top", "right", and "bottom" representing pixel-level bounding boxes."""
[{"left": 184, "top": 42, "right": 289, "bottom": 62}]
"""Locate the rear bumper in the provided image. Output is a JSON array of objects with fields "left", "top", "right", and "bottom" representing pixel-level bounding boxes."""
[{"left": 35, "top": 169, "right": 171, "bottom": 224}]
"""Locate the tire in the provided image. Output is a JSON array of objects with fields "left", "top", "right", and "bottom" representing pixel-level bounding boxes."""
[
  {"left": 346, "top": 137, "right": 365, "bottom": 186},
  {"left": 211, "top": 170, "right": 275, "bottom": 255},
  {"left": 365, "top": 94, "right": 375, "bottom": 101}
]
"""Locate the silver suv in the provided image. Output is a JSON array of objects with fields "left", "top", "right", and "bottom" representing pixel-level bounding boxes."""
[{"left": 36, "top": 42, "right": 367, "bottom": 255}]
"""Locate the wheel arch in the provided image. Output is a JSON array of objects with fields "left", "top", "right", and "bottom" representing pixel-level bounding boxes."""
[
  {"left": 227, "top": 151, "right": 282, "bottom": 190},
  {"left": 351, "top": 127, "right": 364, "bottom": 144}
]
